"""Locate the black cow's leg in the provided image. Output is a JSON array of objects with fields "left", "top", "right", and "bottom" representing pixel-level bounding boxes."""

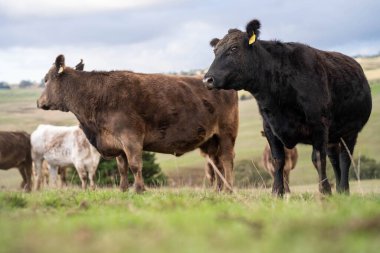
[
  {"left": 338, "top": 133, "right": 358, "bottom": 194},
  {"left": 283, "top": 170, "right": 291, "bottom": 193},
  {"left": 264, "top": 123, "right": 285, "bottom": 197},
  {"left": 327, "top": 143, "right": 341, "bottom": 191},
  {"left": 116, "top": 154, "right": 129, "bottom": 192},
  {"left": 311, "top": 128, "right": 331, "bottom": 195}
]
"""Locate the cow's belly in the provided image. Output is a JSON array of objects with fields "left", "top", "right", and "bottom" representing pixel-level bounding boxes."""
[
  {"left": 143, "top": 126, "right": 215, "bottom": 155},
  {"left": 43, "top": 151, "right": 73, "bottom": 167},
  {"left": 264, "top": 112, "right": 312, "bottom": 148}
]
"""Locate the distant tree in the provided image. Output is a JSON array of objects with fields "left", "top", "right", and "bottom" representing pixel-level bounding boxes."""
[
  {"left": 19, "top": 80, "right": 33, "bottom": 88},
  {"left": 349, "top": 156, "right": 380, "bottom": 180},
  {"left": 68, "top": 151, "right": 167, "bottom": 187},
  {"left": 0, "top": 82, "right": 10, "bottom": 89}
]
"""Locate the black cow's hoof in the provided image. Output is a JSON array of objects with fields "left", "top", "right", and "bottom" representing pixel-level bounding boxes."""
[
  {"left": 319, "top": 181, "right": 332, "bottom": 195},
  {"left": 272, "top": 186, "right": 285, "bottom": 198}
]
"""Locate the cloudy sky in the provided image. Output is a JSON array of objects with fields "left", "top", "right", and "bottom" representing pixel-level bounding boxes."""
[{"left": 0, "top": 0, "right": 379, "bottom": 83}]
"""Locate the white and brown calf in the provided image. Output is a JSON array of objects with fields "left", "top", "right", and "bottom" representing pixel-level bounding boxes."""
[{"left": 31, "top": 124, "right": 100, "bottom": 190}]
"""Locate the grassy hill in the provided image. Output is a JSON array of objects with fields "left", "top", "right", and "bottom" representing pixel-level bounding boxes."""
[
  {"left": 1, "top": 185, "right": 380, "bottom": 253},
  {"left": 1, "top": 56, "right": 380, "bottom": 188}
]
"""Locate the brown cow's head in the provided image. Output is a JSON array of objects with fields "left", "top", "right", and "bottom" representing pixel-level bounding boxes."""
[
  {"left": 37, "top": 55, "right": 84, "bottom": 111},
  {"left": 203, "top": 19, "right": 261, "bottom": 90}
]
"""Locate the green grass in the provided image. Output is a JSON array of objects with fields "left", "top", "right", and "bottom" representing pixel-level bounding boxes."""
[{"left": 0, "top": 183, "right": 379, "bottom": 253}]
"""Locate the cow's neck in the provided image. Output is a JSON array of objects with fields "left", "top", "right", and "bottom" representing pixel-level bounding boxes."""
[
  {"left": 60, "top": 73, "right": 102, "bottom": 127},
  {"left": 247, "top": 46, "right": 288, "bottom": 113}
]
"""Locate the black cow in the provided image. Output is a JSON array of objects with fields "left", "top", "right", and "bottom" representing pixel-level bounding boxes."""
[{"left": 204, "top": 19, "right": 372, "bottom": 196}]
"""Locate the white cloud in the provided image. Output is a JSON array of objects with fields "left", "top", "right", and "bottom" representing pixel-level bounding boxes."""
[
  {"left": 0, "top": 20, "right": 217, "bottom": 83},
  {"left": 0, "top": 0, "right": 176, "bottom": 17}
]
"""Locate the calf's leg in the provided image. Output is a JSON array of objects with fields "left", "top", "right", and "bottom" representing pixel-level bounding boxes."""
[
  {"left": 33, "top": 159, "right": 44, "bottom": 190},
  {"left": 76, "top": 167, "right": 87, "bottom": 190},
  {"left": 48, "top": 164, "right": 59, "bottom": 188},
  {"left": 59, "top": 167, "right": 67, "bottom": 188}
]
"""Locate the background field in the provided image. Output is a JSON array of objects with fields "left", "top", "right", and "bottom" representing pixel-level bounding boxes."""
[{"left": 1, "top": 56, "right": 380, "bottom": 189}]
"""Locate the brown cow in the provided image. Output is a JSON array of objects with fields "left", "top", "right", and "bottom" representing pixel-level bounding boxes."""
[
  {"left": 0, "top": 131, "right": 33, "bottom": 192},
  {"left": 262, "top": 144, "right": 298, "bottom": 193},
  {"left": 37, "top": 55, "right": 238, "bottom": 192}
]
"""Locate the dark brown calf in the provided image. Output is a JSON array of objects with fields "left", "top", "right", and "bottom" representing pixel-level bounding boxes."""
[
  {"left": 37, "top": 55, "right": 239, "bottom": 192},
  {"left": 0, "top": 131, "right": 33, "bottom": 192}
]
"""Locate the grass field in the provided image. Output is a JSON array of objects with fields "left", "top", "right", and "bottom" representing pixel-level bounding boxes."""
[{"left": 0, "top": 181, "right": 379, "bottom": 253}]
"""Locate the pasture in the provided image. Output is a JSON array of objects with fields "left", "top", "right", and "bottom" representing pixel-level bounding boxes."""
[
  {"left": 1, "top": 182, "right": 380, "bottom": 253},
  {"left": 0, "top": 56, "right": 380, "bottom": 253}
]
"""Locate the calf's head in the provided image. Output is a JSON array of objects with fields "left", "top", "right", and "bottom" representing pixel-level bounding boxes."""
[
  {"left": 203, "top": 19, "right": 261, "bottom": 90},
  {"left": 37, "top": 55, "right": 84, "bottom": 111}
]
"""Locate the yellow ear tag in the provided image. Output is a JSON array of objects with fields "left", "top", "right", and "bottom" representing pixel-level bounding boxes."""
[{"left": 248, "top": 33, "right": 256, "bottom": 45}]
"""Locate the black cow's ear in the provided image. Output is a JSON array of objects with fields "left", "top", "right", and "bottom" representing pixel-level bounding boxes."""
[
  {"left": 75, "top": 59, "right": 84, "bottom": 71},
  {"left": 210, "top": 38, "right": 220, "bottom": 48},
  {"left": 246, "top": 19, "right": 261, "bottom": 45},
  {"left": 55, "top": 54, "right": 65, "bottom": 74}
]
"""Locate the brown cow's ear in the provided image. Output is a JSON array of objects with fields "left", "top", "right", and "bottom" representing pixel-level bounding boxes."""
[
  {"left": 55, "top": 54, "right": 65, "bottom": 74},
  {"left": 75, "top": 59, "right": 84, "bottom": 71},
  {"left": 210, "top": 38, "right": 220, "bottom": 48},
  {"left": 246, "top": 19, "right": 261, "bottom": 45}
]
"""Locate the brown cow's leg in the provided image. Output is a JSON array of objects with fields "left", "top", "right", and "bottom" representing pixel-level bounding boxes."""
[
  {"left": 116, "top": 154, "right": 129, "bottom": 192},
  {"left": 209, "top": 156, "right": 224, "bottom": 192},
  {"left": 204, "top": 161, "right": 215, "bottom": 187},
  {"left": 219, "top": 141, "right": 235, "bottom": 193},
  {"left": 122, "top": 141, "right": 145, "bottom": 193}
]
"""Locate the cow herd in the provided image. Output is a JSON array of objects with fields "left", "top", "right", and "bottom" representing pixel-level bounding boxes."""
[{"left": 0, "top": 19, "right": 372, "bottom": 196}]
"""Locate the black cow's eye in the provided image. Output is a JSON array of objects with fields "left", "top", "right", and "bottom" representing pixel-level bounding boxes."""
[{"left": 231, "top": 46, "right": 237, "bottom": 52}]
